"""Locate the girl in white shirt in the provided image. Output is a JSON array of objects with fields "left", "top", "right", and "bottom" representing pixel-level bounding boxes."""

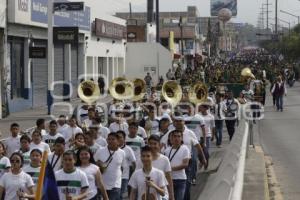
[
  {"left": 76, "top": 146, "right": 108, "bottom": 200},
  {"left": 0, "top": 152, "right": 34, "bottom": 199},
  {"left": 23, "top": 149, "right": 42, "bottom": 186},
  {"left": 164, "top": 130, "right": 190, "bottom": 200},
  {"left": 0, "top": 142, "right": 10, "bottom": 178},
  {"left": 30, "top": 130, "right": 51, "bottom": 154}
]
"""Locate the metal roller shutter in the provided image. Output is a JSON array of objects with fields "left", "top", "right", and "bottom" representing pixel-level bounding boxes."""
[
  {"left": 32, "top": 40, "right": 47, "bottom": 107},
  {"left": 71, "top": 44, "right": 78, "bottom": 99},
  {"left": 54, "top": 43, "right": 64, "bottom": 100}
]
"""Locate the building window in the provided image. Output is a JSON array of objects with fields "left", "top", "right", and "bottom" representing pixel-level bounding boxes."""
[{"left": 8, "top": 37, "right": 25, "bottom": 99}]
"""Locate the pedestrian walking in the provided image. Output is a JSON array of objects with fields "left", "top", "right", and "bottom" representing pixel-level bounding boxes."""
[{"left": 271, "top": 76, "right": 287, "bottom": 112}]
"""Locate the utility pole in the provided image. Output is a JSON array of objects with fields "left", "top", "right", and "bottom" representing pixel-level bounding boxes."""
[
  {"left": 179, "top": 16, "right": 184, "bottom": 66},
  {"left": 155, "top": 0, "right": 160, "bottom": 43},
  {"left": 129, "top": 2, "right": 132, "bottom": 19},
  {"left": 275, "top": 0, "right": 278, "bottom": 34},
  {"left": 263, "top": 0, "right": 272, "bottom": 31}
]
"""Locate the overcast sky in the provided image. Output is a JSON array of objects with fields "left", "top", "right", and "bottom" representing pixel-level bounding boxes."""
[{"left": 103, "top": 0, "right": 300, "bottom": 27}]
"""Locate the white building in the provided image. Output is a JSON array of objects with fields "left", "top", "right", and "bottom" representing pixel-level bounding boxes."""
[
  {"left": 4, "top": 0, "right": 126, "bottom": 114},
  {"left": 126, "top": 43, "right": 172, "bottom": 84},
  {"left": 0, "top": 0, "right": 6, "bottom": 118}
]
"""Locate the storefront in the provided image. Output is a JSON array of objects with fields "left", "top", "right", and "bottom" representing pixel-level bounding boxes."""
[{"left": 5, "top": 0, "right": 126, "bottom": 113}]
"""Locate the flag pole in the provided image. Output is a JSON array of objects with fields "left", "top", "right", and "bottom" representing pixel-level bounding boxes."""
[{"left": 35, "top": 151, "right": 48, "bottom": 200}]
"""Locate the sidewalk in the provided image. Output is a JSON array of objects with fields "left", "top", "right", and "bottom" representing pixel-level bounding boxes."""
[
  {"left": 0, "top": 96, "right": 112, "bottom": 139},
  {"left": 191, "top": 129, "right": 231, "bottom": 200}
]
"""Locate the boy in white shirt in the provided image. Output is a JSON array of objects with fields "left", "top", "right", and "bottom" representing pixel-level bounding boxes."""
[
  {"left": 84, "top": 131, "right": 101, "bottom": 155},
  {"left": 117, "top": 130, "right": 136, "bottom": 199},
  {"left": 129, "top": 146, "right": 167, "bottom": 200},
  {"left": 57, "top": 115, "right": 69, "bottom": 134},
  {"left": 82, "top": 107, "right": 96, "bottom": 130},
  {"left": 5, "top": 123, "right": 21, "bottom": 157},
  {"left": 55, "top": 150, "right": 89, "bottom": 200},
  {"left": 126, "top": 122, "right": 145, "bottom": 161},
  {"left": 48, "top": 137, "right": 65, "bottom": 171},
  {"left": 94, "top": 132, "right": 126, "bottom": 200},
  {"left": 34, "top": 118, "right": 47, "bottom": 137},
  {"left": 61, "top": 116, "right": 83, "bottom": 149},
  {"left": 109, "top": 112, "right": 129, "bottom": 132},
  {"left": 43, "top": 120, "right": 63, "bottom": 151},
  {"left": 164, "top": 130, "right": 190, "bottom": 200}
]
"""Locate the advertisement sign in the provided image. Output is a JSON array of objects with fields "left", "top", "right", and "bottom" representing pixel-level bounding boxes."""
[
  {"left": 31, "top": 0, "right": 90, "bottom": 31},
  {"left": 29, "top": 47, "right": 47, "bottom": 58},
  {"left": 53, "top": 2, "right": 84, "bottom": 12},
  {"left": 211, "top": 0, "right": 237, "bottom": 16},
  {"left": 53, "top": 27, "right": 79, "bottom": 44},
  {"left": 95, "top": 18, "right": 126, "bottom": 40}
]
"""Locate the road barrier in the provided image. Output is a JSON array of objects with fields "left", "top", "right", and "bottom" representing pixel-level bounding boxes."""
[{"left": 199, "top": 120, "right": 250, "bottom": 200}]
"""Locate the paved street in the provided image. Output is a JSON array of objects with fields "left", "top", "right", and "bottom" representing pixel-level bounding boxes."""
[{"left": 259, "top": 82, "right": 300, "bottom": 200}]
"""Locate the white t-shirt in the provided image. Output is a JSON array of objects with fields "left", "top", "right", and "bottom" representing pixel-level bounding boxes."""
[
  {"left": 48, "top": 153, "right": 63, "bottom": 172},
  {"left": 88, "top": 143, "right": 101, "bottom": 155},
  {"left": 147, "top": 119, "right": 160, "bottom": 135},
  {"left": 0, "top": 171, "right": 34, "bottom": 200},
  {"left": 126, "top": 126, "right": 147, "bottom": 140},
  {"left": 82, "top": 118, "right": 93, "bottom": 128},
  {"left": 184, "top": 114, "right": 205, "bottom": 141},
  {"left": 109, "top": 122, "right": 129, "bottom": 133},
  {"left": 129, "top": 167, "right": 168, "bottom": 200},
  {"left": 17, "top": 150, "right": 31, "bottom": 168},
  {"left": 5, "top": 136, "right": 21, "bottom": 157},
  {"left": 61, "top": 126, "right": 83, "bottom": 148},
  {"left": 161, "top": 127, "right": 199, "bottom": 154},
  {"left": 29, "top": 142, "right": 51, "bottom": 154},
  {"left": 98, "top": 125, "right": 110, "bottom": 139},
  {"left": 96, "top": 137, "right": 107, "bottom": 147},
  {"left": 125, "top": 135, "right": 145, "bottom": 161},
  {"left": 137, "top": 126, "right": 147, "bottom": 140},
  {"left": 23, "top": 165, "right": 41, "bottom": 184},
  {"left": 94, "top": 147, "right": 125, "bottom": 190},
  {"left": 121, "top": 145, "right": 136, "bottom": 179},
  {"left": 164, "top": 145, "right": 190, "bottom": 180},
  {"left": 199, "top": 113, "right": 215, "bottom": 138},
  {"left": 43, "top": 132, "right": 64, "bottom": 150},
  {"left": 79, "top": 164, "right": 99, "bottom": 199},
  {"left": 55, "top": 168, "right": 89, "bottom": 200},
  {"left": 57, "top": 123, "right": 69, "bottom": 134},
  {"left": 136, "top": 154, "right": 171, "bottom": 174},
  {"left": 78, "top": 108, "right": 89, "bottom": 124},
  {"left": 0, "top": 157, "right": 11, "bottom": 178}
]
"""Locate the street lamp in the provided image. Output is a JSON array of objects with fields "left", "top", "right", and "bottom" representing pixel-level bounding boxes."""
[
  {"left": 278, "top": 18, "right": 291, "bottom": 37},
  {"left": 280, "top": 10, "right": 300, "bottom": 24}
]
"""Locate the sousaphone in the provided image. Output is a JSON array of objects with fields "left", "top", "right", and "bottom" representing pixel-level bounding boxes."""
[
  {"left": 109, "top": 77, "right": 134, "bottom": 100},
  {"left": 162, "top": 80, "right": 182, "bottom": 107},
  {"left": 78, "top": 80, "right": 100, "bottom": 104},
  {"left": 132, "top": 78, "right": 146, "bottom": 102},
  {"left": 188, "top": 82, "right": 208, "bottom": 105}
]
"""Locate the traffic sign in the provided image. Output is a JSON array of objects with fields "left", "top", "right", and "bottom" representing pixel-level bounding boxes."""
[{"left": 53, "top": 2, "right": 84, "bottom": 12}]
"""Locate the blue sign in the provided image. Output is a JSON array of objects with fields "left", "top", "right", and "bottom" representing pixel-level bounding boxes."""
[{"left": 31, "top": 0, "right": 91, "bottom": 31}]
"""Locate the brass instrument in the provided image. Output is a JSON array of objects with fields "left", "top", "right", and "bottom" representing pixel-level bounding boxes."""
[
  {"left": 109, "top": 77, "right": 134, "bottom": 100},
  {"left": 161, "top": 80, "right": 182, "bottom": 107},
  {"left": 188, "top": 82, "right": 208, "bottom": 105},
  {"left": 132, "top": 78, "right": 146, "bottom": 102},
  {"left": 78, "top": 80, "right": 100, "bottom": 104},
  {"left": 241, "top": 67, "right": 255, "bottom": 82}
]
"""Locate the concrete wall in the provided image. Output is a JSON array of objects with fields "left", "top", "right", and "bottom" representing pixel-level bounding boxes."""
[{"left": 126, "top": 43, "right": 172, "bottom": 84}]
